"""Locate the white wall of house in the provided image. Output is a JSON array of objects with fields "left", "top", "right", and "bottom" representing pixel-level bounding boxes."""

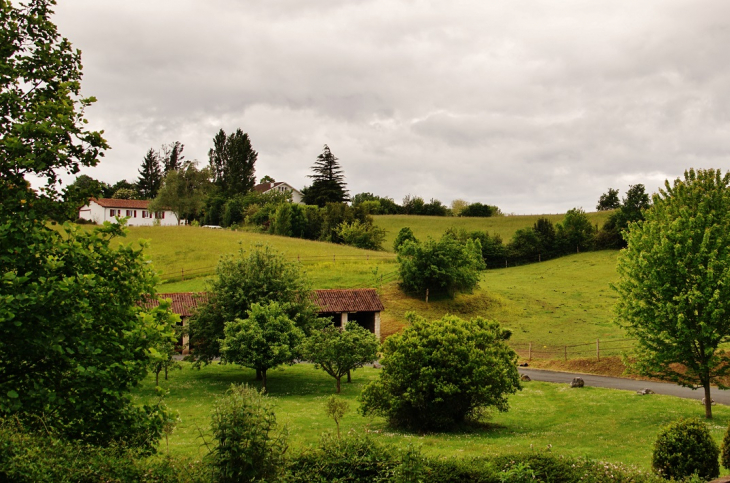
[{"left": 79, "top": 200, "right": 179, "bottom": 226}]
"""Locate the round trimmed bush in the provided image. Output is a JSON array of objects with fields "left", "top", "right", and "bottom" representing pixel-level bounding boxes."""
[{"left": 651, "top": 418, "right": 719, "bottom": 480}]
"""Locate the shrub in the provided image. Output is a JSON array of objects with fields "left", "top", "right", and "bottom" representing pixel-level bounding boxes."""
[
  {"left": 336, "top": 220, "right": 387, "bottom": 250},
  {"left": 359, "top": 313, "right": 521, "bottom": 431},
  {"left": 286, "top": 432, "right": 399, "bottom": 482},
  {"left": 397, "top": 233, "right": 484, "bottom": 297},
  {"left": 209, "top": 384, "right": 287, "bottom": 483},
  {"left": 651, "top": 418, "right": 719, "bottom": 480}
]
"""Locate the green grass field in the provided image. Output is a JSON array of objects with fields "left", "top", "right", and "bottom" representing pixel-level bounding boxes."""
[{"left": 135, "top": 362, "right": 730, "bottom": 472}]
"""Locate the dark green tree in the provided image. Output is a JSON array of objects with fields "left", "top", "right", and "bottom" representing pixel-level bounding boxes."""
[
  {"left": 598, "top": 184, "right": 652, "bottom": 249},
  {"left": 393, "top": 227, "right": 418, "bottom": 252},
  {"left": 301, "top": 324, "right": 380, "bottom": 393},
  {"left": 359, "top": 313, "right": 520, "bottom": 430},
  {"left": 0, "top": 0, "right": 174, "bottom": 450},
  {"left": 137, "top": 148, "right": 163, "bottom": 199},
  {"left": 460, "top": 202, "right": 495, "bottom": 217},
  {"left": 615, "top": 169, "right": 730, "bottom": 419},
  {"left": 188, "top": 245, "right": 319, "bottom": 365},
  {"left": 302, "top": 145, "right": 348, "bottom": 206},
  {"left": 208, "top": 128, "right": 258, "bottom": 197},
  {"left": 596, "top": 188, "right": 621, "bottom": 211}
]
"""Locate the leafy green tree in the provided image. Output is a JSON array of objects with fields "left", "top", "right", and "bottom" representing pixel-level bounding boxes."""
[
  {"left": 596, "top": 188, "right": 621, "bottom": 211},
  {"left": 301, "top": 324, "right": 380, "bottom": 393},
  {"left": 208, "top": 128, "right": 258, "bottom": 197},
  {"left": 401, "top": 194, "right": 425, "bottom": 215},
  {"left": 188, "top": 245, "right": 319, "bottom": 365},
  {"left": 393, "top": 226, "right": 418, "bottom": 252},
  {"left": 359, "top": 313, "right": 520, "bottom": 430},
  {"left": 149, "top": 161, "right": 212, "bottom": 224},
  {"left": 507, "top": 227, "right": 542, "bottom": 263},
  {"left": 598, "top": 184, "right": 652, "bottom": 249},
  {"left": 324, "top": 395, "right": 349, "bottom": 438},
  {"left": 397, "top": 233, "right": 484, "bottom": 297},
  {"left": 112, "top": 187, "right": 137, "bottom": 199},
  {"left": 0, "top": 0, "right": 108, "bottom": 211},
  {"left": 557, "top": 208, "right": 595, "bottom": 253},
  {"left": 65, "top": 174, "right": 112, "bottom": 201},
  {"left": 615, "top": 169, "right": 730, "bottom": 419},
  {"left": 0, "top": 0, "right": 174, "bottom": 450},
  {"left": 450, "top": 199, "right": 469, "bottom": 216},
  {"left": 137, "top": 148, "right": 163, "bottom": 199},
  {"left": 221, "top": 302, "right": 304, "bottom": 392},
  {"left": 302, "top": 145, "right": 348, "bottom": 206}
]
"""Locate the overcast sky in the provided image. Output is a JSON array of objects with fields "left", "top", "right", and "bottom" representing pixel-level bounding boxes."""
[{"left": 51, "top": 1, "right": 730, "bottom": 214}]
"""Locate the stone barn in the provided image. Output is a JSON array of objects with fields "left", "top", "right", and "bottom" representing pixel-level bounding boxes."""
[{"left": 313, "top": 289, "right": 384, "bottom": 339}]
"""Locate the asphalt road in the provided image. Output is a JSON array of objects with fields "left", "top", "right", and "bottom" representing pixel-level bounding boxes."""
[{"left": 518, "top": 368, "right": 730, "bottom": 405}]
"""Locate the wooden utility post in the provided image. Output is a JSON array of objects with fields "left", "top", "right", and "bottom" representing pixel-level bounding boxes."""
[
  {"left": 596, "top": 339, "right": 600, "bottom": 361},
  {"left": 425, "top": 288, "right": 429, "bottom": 304},
  {"left": 528, "top": 342, "right": 532, "bottom": 361}
]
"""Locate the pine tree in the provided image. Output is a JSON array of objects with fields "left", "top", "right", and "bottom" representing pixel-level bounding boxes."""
[
  {"left": 303, "top": 145, "right": 348, "bottom": 207},
  {"left": 137, "top": 148, "right": 163, "bottom": 199}
]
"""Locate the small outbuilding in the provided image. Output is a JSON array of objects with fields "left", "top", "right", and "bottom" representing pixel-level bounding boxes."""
[
  {"left": 142, "top": 288, "right": 384, "bottom": 354},
  {"left": 312, "top": 289, "right": 384, "bottom": 339}
]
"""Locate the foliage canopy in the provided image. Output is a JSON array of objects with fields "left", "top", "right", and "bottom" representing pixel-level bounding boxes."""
[{"left": 615, "top": 168, "right": 730, "bottom": 419}]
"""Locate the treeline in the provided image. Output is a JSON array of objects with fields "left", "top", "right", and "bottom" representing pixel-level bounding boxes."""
[
  {"left": 351, "top": 192, "right": 502, "bottom": 217},
  {"left": 396, "top": 184, "right": 652, "bottom": 270}
]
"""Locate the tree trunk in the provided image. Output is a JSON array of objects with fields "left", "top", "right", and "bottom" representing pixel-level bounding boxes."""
[
  {"left": 261, "top": 369, "right": 267, "bottom": 393},
  {"left": 336, "top": 376, "right": 341, "bottom": 394},
  {"left": 256, "top": 368, "right": 262, "bottom": 380},
  {"left": 704, "top": 383, "right": 713, "bottom": 419},
  {"left": 164, "top": 364, "right": 168, "bottom": 380},
  {"left": 155, "top": 368, "right": 160, "bottom": 386},
  {"left": 347, "top": 370, "right": 351, "bottom": 383}
]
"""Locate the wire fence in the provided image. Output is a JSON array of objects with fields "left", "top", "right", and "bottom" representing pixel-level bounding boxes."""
[{"left": 511, "top": 338, "right": 636, "bottom": 361}]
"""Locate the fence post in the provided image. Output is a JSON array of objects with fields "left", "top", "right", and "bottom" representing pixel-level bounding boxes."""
[
  {"left": 181, "top": 268, "right": 185, "bottom": 281},
  {"left": 528, "top": 342, "right": 532, "bottom": 361},
  {"left": 564, "top": 345, "right": 567, "bottom": 361},
  {"left": 333, "top": 254, "right": 336, "bottom": 263},
  {"left": 596, "top": 339, "right": 600, "bottom": 361},
  {"left": 425, "top": 288, "right": 429, "bottom": 304},
  {"left": 505, "top": 259, "right": 508, "bottom": 268},
  {"left": 298, "top": 254, "right": 300, "bottom": 262}
]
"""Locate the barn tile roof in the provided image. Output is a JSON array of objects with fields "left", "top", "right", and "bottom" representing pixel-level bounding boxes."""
[
  {"left": 312, "top": 289, "right": 384, "bottom": 313},
  {"left": 92, "top": 198, "right": 151, "bottom": 209},
  {"left": 142, "top": 292, "right": 209, "bottom": 317},
  {"left": 141, "top": 289, "right": 383, "bottom": 317}
]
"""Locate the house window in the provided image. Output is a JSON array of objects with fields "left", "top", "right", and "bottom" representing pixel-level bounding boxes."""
[
  {"left": 110, "top": 209, "right": 116, "bottom": 217},
  {"left": 134, "top": 210, "right": 137, "bottom": 218},
  {"left": 126, "top": 210, "right": 132, "bottom": 217},
  {"left": 142, "top": 211, "right": 147, "bottom": 218}
]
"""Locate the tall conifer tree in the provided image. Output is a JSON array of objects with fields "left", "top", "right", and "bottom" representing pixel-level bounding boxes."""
[
  {"left": 137, "top": 147, "right": 163, "bottom": 199},
  {"left": 207, "top": 128, "right": 257, "bottom": 196},
  {"left": 303, "top": 144, "right": 348, "bottom": 207}
]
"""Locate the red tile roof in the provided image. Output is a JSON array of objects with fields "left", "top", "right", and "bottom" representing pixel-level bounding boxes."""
[
  {"left": 140, "top": 289, "right": 383, "bottom": 317},
  {"left": 312, "top": 289, "right": 384, "bottom": 313},
  {"left": 142, "top": 292, "right": 209, "bottom": 317},
  {"left": 92, "top": 198, "right": 150, "bottom": 209},
  {"left": 253, "top": 181, "right": 280, "bottom": 194}
]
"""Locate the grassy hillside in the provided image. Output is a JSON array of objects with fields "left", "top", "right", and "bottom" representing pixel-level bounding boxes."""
[
  {"left": 374, "top": 211, "right": 614, "bottom": 252},
  {"left": 119, "top": 214, "right": 623, "bottom": 348},
  {"left": 378, "top": 250, "right": 623, "bottom": 347}
]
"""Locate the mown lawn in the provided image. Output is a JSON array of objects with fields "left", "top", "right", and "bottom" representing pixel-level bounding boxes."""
[{"left": 135, "top": 362, "right": 730, "bottom": 472}]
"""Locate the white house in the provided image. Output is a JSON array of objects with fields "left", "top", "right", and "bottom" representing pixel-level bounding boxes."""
[
  {"left": 253, "top": 181, "right": 304, "bottom": 204},
  {"left": 78, "top": 198, "right": 179, "bottom": 226}
]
